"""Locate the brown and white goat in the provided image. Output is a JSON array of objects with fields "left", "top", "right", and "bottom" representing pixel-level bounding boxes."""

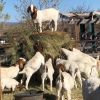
[
  {"left": 19, "top": 52, "right": 45, "bottom": 89},
  {"left": 1, "top": 57, "right": 26, "bottom": 79},
  {"left": 56, "top": 66, "right": 75, "bottom": 100},
  {"left": 40, "top": 54, "right": 54, "bottom": 91},
  {"left": 56, "top": 58, "right": 82, "bottom": 88},
  {"left": 27, "top": 4, "right": 59, "bottom": 33}
]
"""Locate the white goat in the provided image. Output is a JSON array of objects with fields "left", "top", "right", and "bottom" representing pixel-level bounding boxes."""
[
  {"left": 56, "top": 58, "right": 82, "bottom": 88},
  {"left": 1, "top": 57, "right": 26, "bottom": 79},
  {"left": 1, "top": 78, "right": 19, "bottom": 92},
  {"left": 77, "top": 62, "right": 99, "bottom": 78},
  {"left": 27, "top": 4, "right": 60, "bottom": 33},
  {"left": 61, "top": 48, "right": 97, "bottom": 66},
  {"left": 41, "top": 58, "right": 54, "bottom": 91},
  {"left": 82, "top": 74, "right": 100, "bottom": 100},
  {"left": 19, "top": 52, "right": 45, "bottom": 89},
  {"left": 56, "top": 70, "right": 75, "bottom": 100},
  {"left": 61, "top": 48, "right": 99, "bottom": 78}
]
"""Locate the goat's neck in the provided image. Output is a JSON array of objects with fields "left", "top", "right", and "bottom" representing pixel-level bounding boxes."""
[{"left": 31, "top": 11, "right": 37, "bottom": 20}]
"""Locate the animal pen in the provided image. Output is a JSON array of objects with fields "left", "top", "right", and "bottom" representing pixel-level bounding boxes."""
[{"left": 62, "top": 12, "right": 100, "bottom": 55}]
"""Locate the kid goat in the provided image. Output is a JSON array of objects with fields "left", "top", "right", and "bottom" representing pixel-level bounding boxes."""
[
  {"left": 56, "top": 67, "right": 75, "bottom": 100},
  {"left": 1, "top": 78, "right": 19, "bottom": 92},
  {"left": 27, "top": 4, "right": 67, "bottom": 33},
  {"left": 40, "top": 54, "right": 54, "bottom": 91}
]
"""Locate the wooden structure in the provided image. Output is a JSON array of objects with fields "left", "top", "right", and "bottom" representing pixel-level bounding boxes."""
[{"left": 62, "top": 12, "right": 100, "bottom": 54}]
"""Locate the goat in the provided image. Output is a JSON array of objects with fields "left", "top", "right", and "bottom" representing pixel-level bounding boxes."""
[
  {"left": 27, "top": 4, "right": 67, "bottom": 33},
  {"left": 19, "top": 52, "right": 45, "bottom": 89},
  {"left": 1, "top": 57, "right": 26, "bottom": 79},
  {"left": 1, "top": 78, "right": 19, "bottom": 92},
  {"left": 61, "top": 48, "right": 97, "bottom": 66},
  {"left": 56, "top": 58, "right": 82, "bottom": 88},
  {"left": 82, "top": 68, "right": 100, "bottom": 100},
  {"left": 61, "top": 48, "right": 99, "bottom": 77},
  {"left": 56, "top": 69, "right": 75, "bottom": 100},
  {"left": 40, "top": 54, "right": 54, "bottom": 91}
]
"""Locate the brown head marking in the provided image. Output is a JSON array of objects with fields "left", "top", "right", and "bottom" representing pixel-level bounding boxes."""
[{"left": 16, "top": 58, "right": 26, "bottom": 71}]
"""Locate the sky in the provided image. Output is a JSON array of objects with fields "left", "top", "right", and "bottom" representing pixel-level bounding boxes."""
[{"left": 4, "top": 0, "right": 100, "bottom": 22}]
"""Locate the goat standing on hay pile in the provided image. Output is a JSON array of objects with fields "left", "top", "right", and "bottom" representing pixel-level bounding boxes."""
[{"left": 27, "top": 4, "right": 67, "bottom": 33}]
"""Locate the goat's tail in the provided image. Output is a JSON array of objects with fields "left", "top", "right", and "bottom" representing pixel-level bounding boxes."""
[{"left": 59, "top": 13, "right": 68, "bottom": 19}]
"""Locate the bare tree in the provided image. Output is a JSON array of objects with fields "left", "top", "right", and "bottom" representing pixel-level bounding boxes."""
[
  {"left": 0, "top": 0, "right": 10, "bottom": 29},
  {"left": 70, "top": 3, "right": 92, "bottom": 13},
  {"left": 38, "top": 0, "right": 61, "bottom": 9}
]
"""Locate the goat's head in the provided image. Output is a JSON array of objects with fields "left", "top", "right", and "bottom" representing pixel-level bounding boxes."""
[
  {"left": 33, "top": 40, "right": 44, "bottom": 53},
  {"left": 45, "top": 54, "right": 53, "bottom": 62},
  {"left": 16, "top": 57, "right": 26, "bottom": 71},
  {"left": 57, "top": 64, "right": 66, "bottom": 72},
  {"left": 27, "top": 4, "right": 37, "bottom": 20}
]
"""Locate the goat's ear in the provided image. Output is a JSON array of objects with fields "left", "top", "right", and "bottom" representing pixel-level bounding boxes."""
[{"left": 27, "top": 6, "right": 31, "bottom": 13}]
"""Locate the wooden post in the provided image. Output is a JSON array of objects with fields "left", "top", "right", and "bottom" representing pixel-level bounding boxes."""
[
  {"left": 75, "top": 24, "right": 80, "bottom": 48},
  {"left": 0, "top": 66, "right": 2, "bottom": 100}
]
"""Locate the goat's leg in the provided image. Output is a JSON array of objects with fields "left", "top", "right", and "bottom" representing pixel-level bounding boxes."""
[
  {"left": 72, "top": 73, "right": 77, "bottom": 88},
  {"left": 76, "top": 71, "right": 82, "bottom": 87},
  {"left": 61, "top": 89, "right": 64, "bottom": 100},
  {"left": 49, "top": 76, "right": 53, "bottom": 91},
  {"left": 25, "top": 75, "right": 31, "bottom": 90},
  {"left": 54, "top": 20, "right": 57, "bottom": 31},
  {"left": 67, "top": 90, "right": 71, "bottom": 100},
  {"left": 74, "top": 80, "right": 77, "bottom": 88},
  {"left": 61, "top": 95, "right": 64, "bottom": 100},
  {"left": 50, "top": 20, "right": 54, "bottom": 32},
  {"left": 42, "top": 78, "right": 45, "bottom": 91},
  {"left": 41, "top": 73, "right": 47, "bottom": 91},
  {"left": 39, "top": 22, "right": 42, "bottom": 33},
  {"left": 57, "top": 89, "right": 61, "bottom": 100},
  {"left": 12, "top": 86, "right": 16, "bottom": 92}
]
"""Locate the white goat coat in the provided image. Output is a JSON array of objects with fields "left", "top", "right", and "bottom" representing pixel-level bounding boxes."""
[
  {"left": 61, "top": 48, "right": 99, "bottom": 78},
  {"left": 35, "top": 8, "right": 59, "bottom": 32},
  {"left": 1, "top": 65, "right": 20, "bottom": 78},
  {"left": 1, "top": 78, "right": 19, "bottom": 91},
  {"left": 56, "top": 72, "right": 75, "bottom": 100},
  {"left": 41, "top": 58, "right": 54, "bottom": 91},
  {"left": 19, "top": 52, "right": 45, "bottom": 89},
  {"left": 77, "top": 63, "right": 99, "bottom": 78},
  {"left": 61, "top": 48, "right": 97, "bottom": 66}
]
